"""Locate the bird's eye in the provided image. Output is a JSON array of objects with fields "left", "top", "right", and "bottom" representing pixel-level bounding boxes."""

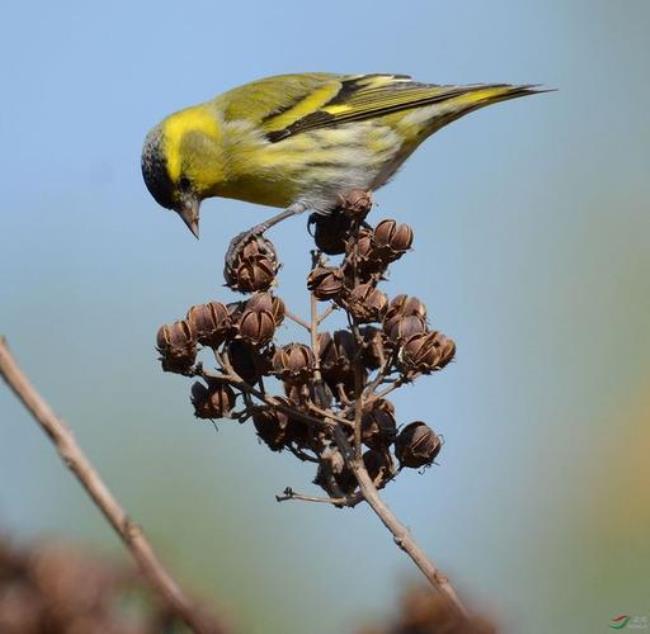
[{"left": 179, "top": 176, "right": 191, "bottom": 191}]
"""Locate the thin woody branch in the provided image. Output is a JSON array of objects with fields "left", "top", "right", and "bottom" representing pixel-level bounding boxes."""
[{"left": 0, "top": 338, "right": 229, "bottom": 634}]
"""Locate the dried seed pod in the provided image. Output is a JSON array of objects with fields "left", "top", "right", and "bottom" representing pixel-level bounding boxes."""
[
  {"left": 190, "top": 380, "right": 236, "bottom": 419},
  {"left": 361, "top": 399, "right": 397, "bottom": 449},
  {"left": 186, "top": 302, "right": 230, "bottom": 347},
  {"left": 238, "top": 308, "right": 276, "bottom": 345},
  {"left": 156, "top": 320, "right": 196, "bottom": 373},
  {"left": 363, "top": 449, "right": 394, "bottom": 488},
  {"left": 228, "top": 257, "right": 278, "bottom": 293},
  {"left": 285, "top": 380, "right": 334, "bottom": 410},
  {"left": 272, "top": 343, "right": 315, "bottom": 382},
  {"left": 307, "top": 266, "right": 344, "bottom": 301},
  {"left": 225, "top": 339, "right": 266, "bottom": 384},
  {"left": 246, "top": 292, "right": 285, "bottom": 327},
  {"left": 252, "top": 403, "right": 292, "bottom": 451},
  {"left": 318, "top": 330, "right": 355, "bottom": 373},
  {"left": 399, "top": 332, "right": 442, "bottom": 373},
  {"left": 399, "top": 331, "right": 455, "bottom": 373},
  {"left": 383, "top": 295, "right": 428, "bottom": 335},
  {"left": 226, "top": 300, "right": 245, "bottom": 320},
  {"left": 224, "top": 235, "right": 279, "bottom": 293},
  {"left": 388, "top": 314, "right": 427, "bottom": 343},
  {"left": 325, "top": 367, "right": 368, "bottom": 404},
  {"left": 253, "top": 398, "right": 310, "bottom": 451},
  {"left": 341, "top": 227, "right": 389, "bottom": 284},
  {"left": 359, "top": 326, "right": 386, "bottom": 370},
  {"left": 348, "top": 226, "right": 375, "bottom": 260},
  {"left": 436, "top": 335, "right": 456, "bottom": 369},
  {"left": 395, "top": 422, "right": 442, "bottom": 468},
  {"left": 373, "top": 219, "right": 414, "bottom": 260},
  {"left": 309, "top": 211, "right": 353, "bottom": 255},
  {"left": 290, "top": 380, "right": 332, "bottom": 409},
  {"left": 338, "top": 189, "right": 373, "bottom": 220},
  {"left": 314, "top": 453, "right": 357, "bottom": 496},
  {"left": 344, "top": 283, "right": 389, "bottom": 323}
]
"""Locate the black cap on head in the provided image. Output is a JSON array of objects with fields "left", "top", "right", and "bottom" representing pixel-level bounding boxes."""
[{"left": 141, "top": 126, "right": 175, "bottom": 210}]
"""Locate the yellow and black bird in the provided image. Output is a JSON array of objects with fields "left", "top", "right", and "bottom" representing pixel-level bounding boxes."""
[{"left": 142, "top": 73, "right": 543, "bottom": 243}]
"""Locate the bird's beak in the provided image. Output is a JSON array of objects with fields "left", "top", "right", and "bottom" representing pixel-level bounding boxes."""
[{"left": 178, "top": 196, "right": 200, "bottom": 239}]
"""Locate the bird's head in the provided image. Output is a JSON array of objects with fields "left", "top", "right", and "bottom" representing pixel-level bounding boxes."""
[{"left": 141, "top": 106, "right": 225, "bottom": 238}]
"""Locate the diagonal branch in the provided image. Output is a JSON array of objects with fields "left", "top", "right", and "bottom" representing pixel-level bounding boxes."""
[{"left": 0, "top": 337, "right": 229, "bottom": 634}]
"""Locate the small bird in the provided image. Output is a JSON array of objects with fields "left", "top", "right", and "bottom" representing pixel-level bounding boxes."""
[{"left": 142, "top": 73, "right": 544, "bottom": 244}]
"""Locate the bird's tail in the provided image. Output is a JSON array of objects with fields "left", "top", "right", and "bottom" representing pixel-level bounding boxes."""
[{"left": 425, "top": 83, "right": 550, "bottom": 133}]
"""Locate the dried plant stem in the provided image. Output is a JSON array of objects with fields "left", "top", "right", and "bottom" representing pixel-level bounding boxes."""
[
  {"left": 331, "top": 426, "right": 468, "bottom": 617},
  {"left": 275, "top": 487, "right": 361, "bottom": 506},
  {"left": 285, "top": 309, "right": 311, "bottom": 331},
  {"left": 317, "top": 303, "right": 336, "bottom": 325},
  {"left": 0, "top": 338, "right": 228, "bottom": 634}
]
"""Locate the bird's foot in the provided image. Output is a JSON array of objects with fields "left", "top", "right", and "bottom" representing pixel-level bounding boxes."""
[
  {"left": 225, "top": 223, "right": 269, "bottom": 270},
  {"left": 225, "top": 202, "right": 308, "bottom": 270}
]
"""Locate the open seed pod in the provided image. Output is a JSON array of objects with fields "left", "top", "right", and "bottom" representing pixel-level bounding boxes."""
[
  {"left": 395, "top": 422, "right": 442, "bottom": 468},
  {"left": 156, "top": 320, "right": 197, "bottom": 374}
]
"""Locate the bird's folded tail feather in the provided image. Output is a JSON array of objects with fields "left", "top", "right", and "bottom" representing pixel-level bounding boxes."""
[{"left": 420, "top": 84, "right": 550, "bottom": 132}]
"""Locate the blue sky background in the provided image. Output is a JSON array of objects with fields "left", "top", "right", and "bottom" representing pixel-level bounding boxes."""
[{"left": 1, "top": 2, "right": 649, "bottom": 633}]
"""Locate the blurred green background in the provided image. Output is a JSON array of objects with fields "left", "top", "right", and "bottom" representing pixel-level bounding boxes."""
[{"left": 1, "top": 1, "right": 649, "bottom": 632}]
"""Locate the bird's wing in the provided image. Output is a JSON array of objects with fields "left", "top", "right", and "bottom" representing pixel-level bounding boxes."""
[
  {"left": 250, "top": 74, "right": 533, "bottom": 143},
  {"left": 216, "top": 73, "right": 344, "bottom": 127},
  {"left": 218, "top": 73, "right": 541, "bottom": 143}
]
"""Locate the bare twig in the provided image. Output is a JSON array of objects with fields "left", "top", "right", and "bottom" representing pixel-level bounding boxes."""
[
  {"left": 0, "top": 337, "right": 229, "bottom": 634},
  {"left": 275, "top": 486, "right": 361, "bottom": 506},
  {"left": 317, "top": 303, "right": 336, "bottom": 325},
  {"left": 285, "top": 309, "right": 311, "bottom": 331},
  {"left": 330, "top": 426, "right": 468, "bottom": 617}
]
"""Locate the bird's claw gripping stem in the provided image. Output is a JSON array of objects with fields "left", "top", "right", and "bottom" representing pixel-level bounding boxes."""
[
  {"left": 225, "top": 224, "right": 269, "bottom": 269},
  {"left": 225, "top": 203, "right": 307, "bottom": 269}
]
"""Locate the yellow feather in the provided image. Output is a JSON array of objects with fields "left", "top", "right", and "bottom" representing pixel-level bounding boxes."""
[{"left": 162, "top": 106, "right": 220, "bottom": 181}]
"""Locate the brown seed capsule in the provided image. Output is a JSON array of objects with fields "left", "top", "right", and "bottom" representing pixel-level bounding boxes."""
[
  {"left": 399, "top": 331, "right": 444, "bottom": 373},
  {"left": 238, "top": 308, "right": 276, "bottom": 345},
  {"left": 252, "top": 404, "right": 292, "bottom": 451},
  {"left": 383, "top": 295, "right": 428, "bottom": 335},
  {"left": 338, "top": 189, "right": 373, "bottom": 219},
  {"left": 359, "top": 326, "right": 386, "bottom": 370},
  {"left": 400, "top": 331, "right": 455, "bottom": 373},
  {"left": 156, "top": 320, "right": 197, "bottom": 373},
  {"left": 318, "top": 330, "right": 355, "bottom": 373},
  {"left": 224, "top": 235, "right": 279, "bottom": 293},
  {"left": 361, "top": 399, "right": 397, "bottom": 449},
  {"left": 373, "top": 219, "right": 414, "bottom": 260},
  {"left": 314, "top": 453, "right": 357, "bottom": 497},
  {"left": 363, "top": 449, "right": 394, "bottom": 488},
  {"left": 348, "top": 226, "right": 375, "bottom": 260},
  {"left": 285, "top": 380, "right": 334, "bottom": 410},
  {"left": 388, "top": 314, "right": 427, "bottom": 343},
  {"left": 190, "top": 380, "right": 236, "bottom": 419},
  {"left": 436, "top": 335, "right": 456, "bottom": 369},
  {"left": 186, "top": 302, "right": 230, "bottom": 347},
  {"left": 225, "top": 340, "right": 265, "bottom": 384},
  {"left": 246, "top": 292, "right": 285, "bottom": 327},
  {"left": 395, "top": 421, "right": 442, "bottom": 468},
  {"left": 227, "top": 257, "right": 277, "bottom": 293},
  {"left": 272, "top": 343, "right": 315, "bottom": 382},
  {"left": 341, "top": 227, "right": 389, "bottom": 284},
  {"left": 307, "top": 266, "right": 345, "bottom": 301},
  {"left": 344, "top": 283, "right": 389, "bottom": 323},
  {"left": 310, "top": 211, "right": 353, "bottom": 255}
]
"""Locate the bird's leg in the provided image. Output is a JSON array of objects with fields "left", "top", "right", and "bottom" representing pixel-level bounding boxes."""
[{"left": 225, "top": 202, "right": 308, "bottom": 268}]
